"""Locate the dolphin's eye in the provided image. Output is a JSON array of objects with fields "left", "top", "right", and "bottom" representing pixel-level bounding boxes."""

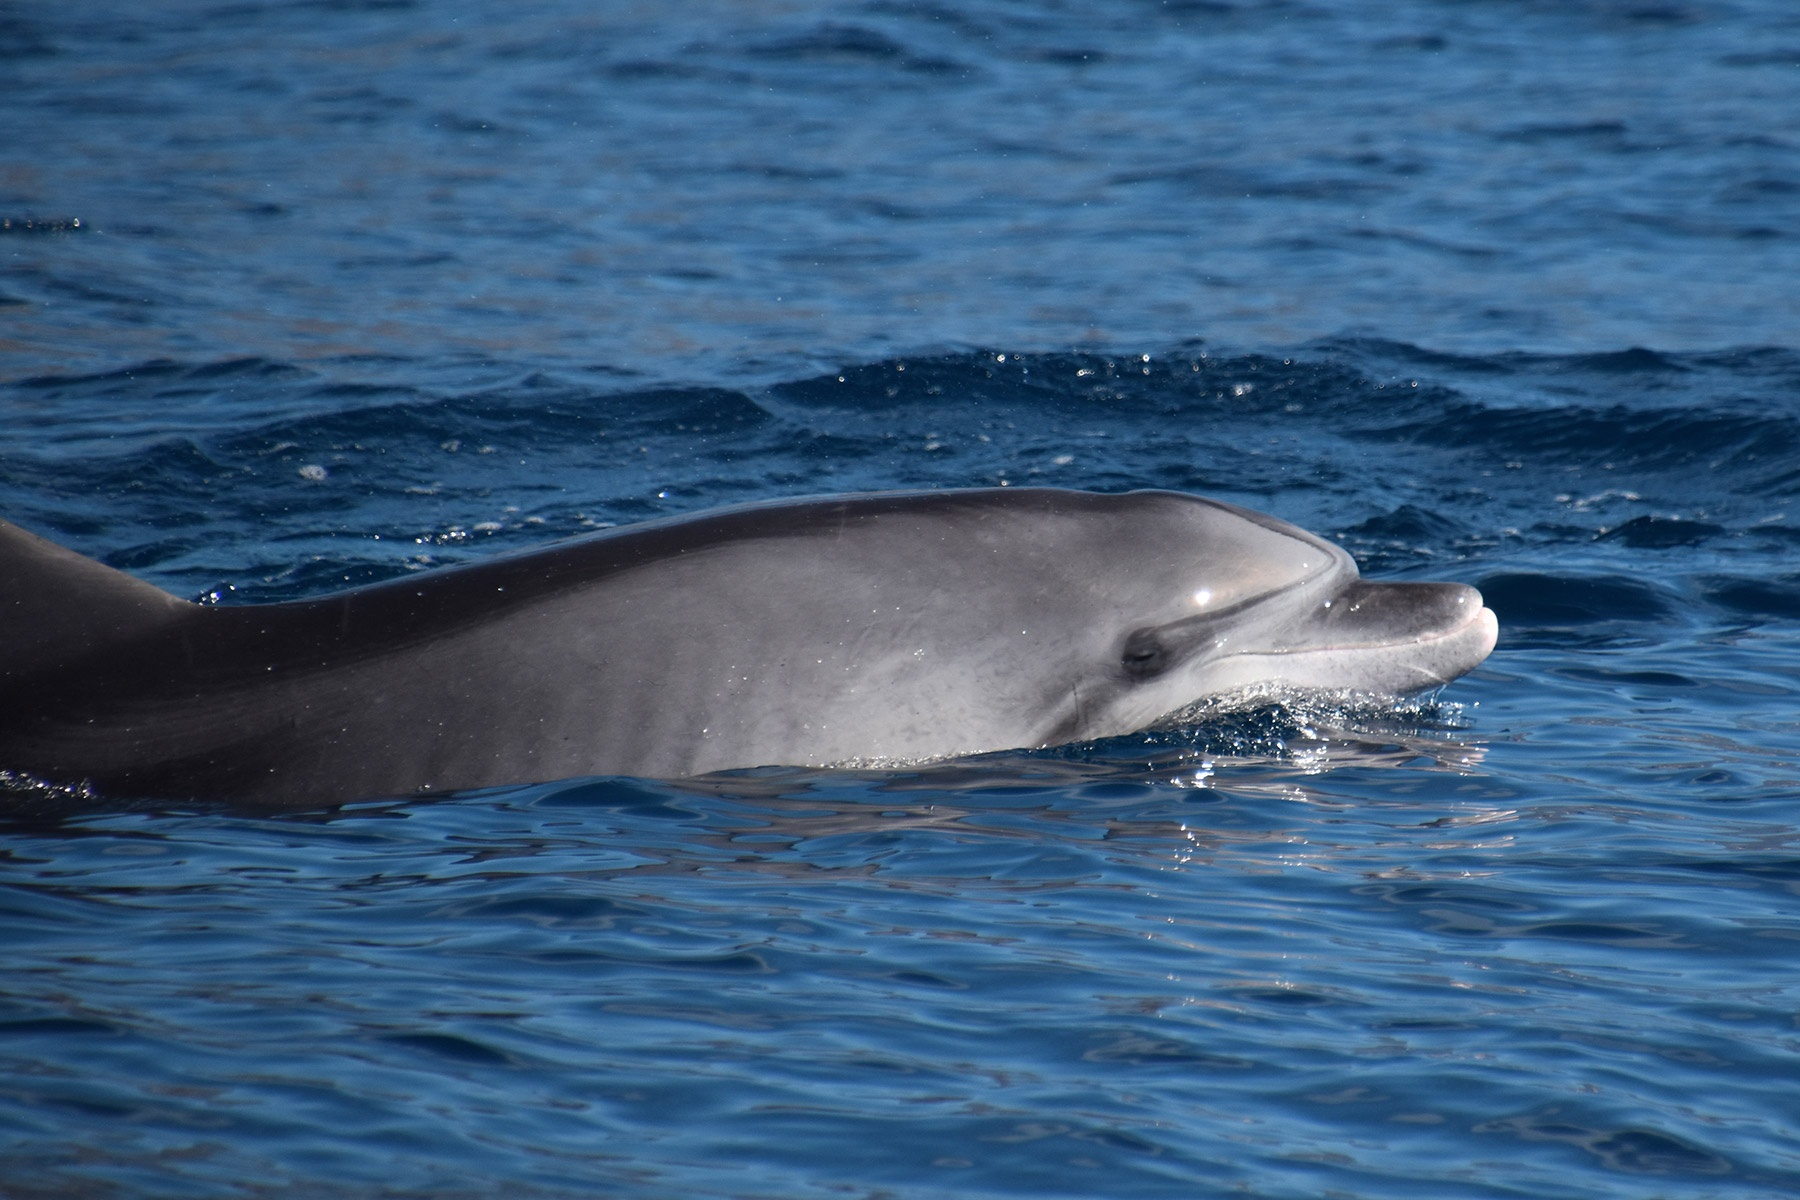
[{"left": 1120, "top": 630, "right": 1169, "bottom": 678}]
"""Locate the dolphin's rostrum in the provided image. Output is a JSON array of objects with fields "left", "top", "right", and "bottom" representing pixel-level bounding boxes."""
[{"left": 1, "top": 489, "right": 1497, "bottom": 809}]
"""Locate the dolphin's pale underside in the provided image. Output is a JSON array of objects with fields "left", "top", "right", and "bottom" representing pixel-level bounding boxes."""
[{"left": 0, "top": 489, "right": 1497, "bottom": 808}]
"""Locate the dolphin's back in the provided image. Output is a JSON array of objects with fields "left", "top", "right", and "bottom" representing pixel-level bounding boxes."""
[
  {"left": 0, "top": 491, "right": 1160, "bottom": 805},
  {"left": 0, "top": 494, "right": 1085, "bottom": 805}
]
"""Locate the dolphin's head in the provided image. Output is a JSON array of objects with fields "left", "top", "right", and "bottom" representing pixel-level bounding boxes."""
[{"left": 1045, "top": 492, "right": 1498, "bottom": 741}]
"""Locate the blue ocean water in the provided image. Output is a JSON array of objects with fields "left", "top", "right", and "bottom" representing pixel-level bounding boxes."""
[{"left": 4, "top": 1, "right": 1800, "bottom": 1197}]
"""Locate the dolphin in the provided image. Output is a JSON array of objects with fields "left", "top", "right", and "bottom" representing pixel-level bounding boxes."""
[{"left": 0, "top": 488, "right": 1497, "bottom": 809}]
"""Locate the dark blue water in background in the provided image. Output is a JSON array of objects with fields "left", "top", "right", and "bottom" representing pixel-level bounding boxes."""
[{"left": 4, "top": 2, "right": 1800, "bottom": 1196}]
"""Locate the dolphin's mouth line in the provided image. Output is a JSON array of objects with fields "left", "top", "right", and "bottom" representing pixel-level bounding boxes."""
[{"left": 1254, "top": 601, "right": 1496, "bottom": 657}]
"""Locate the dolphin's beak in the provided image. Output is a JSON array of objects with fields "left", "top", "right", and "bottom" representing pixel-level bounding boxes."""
[
  {"left": 1284, "top": 579, "right": 1498, "bottom": 693},
  {"left": 1177, "top": 578, "right": 1498, "bottom": 699}
]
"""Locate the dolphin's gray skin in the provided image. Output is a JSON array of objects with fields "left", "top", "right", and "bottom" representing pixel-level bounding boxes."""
[{"left": 0, "top": 489, "right": 1496, "bottom": 809}]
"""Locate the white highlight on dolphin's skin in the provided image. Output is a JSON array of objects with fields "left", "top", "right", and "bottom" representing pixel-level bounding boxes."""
[{"left": 1192, "top": 588, "right": 1213, "bottom": 608}]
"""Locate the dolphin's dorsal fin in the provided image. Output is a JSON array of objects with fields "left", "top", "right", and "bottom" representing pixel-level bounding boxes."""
[{"left": 0, "top": 520, "right": 197, "bottom": 684}]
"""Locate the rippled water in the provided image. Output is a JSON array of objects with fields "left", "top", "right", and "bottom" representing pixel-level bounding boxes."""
[
  {"left": 6, "top": 0, "right": 1799, "bottom": 377},
  {"left": 6, "top": 1, "right": 1800, "bottom": 1197}
]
